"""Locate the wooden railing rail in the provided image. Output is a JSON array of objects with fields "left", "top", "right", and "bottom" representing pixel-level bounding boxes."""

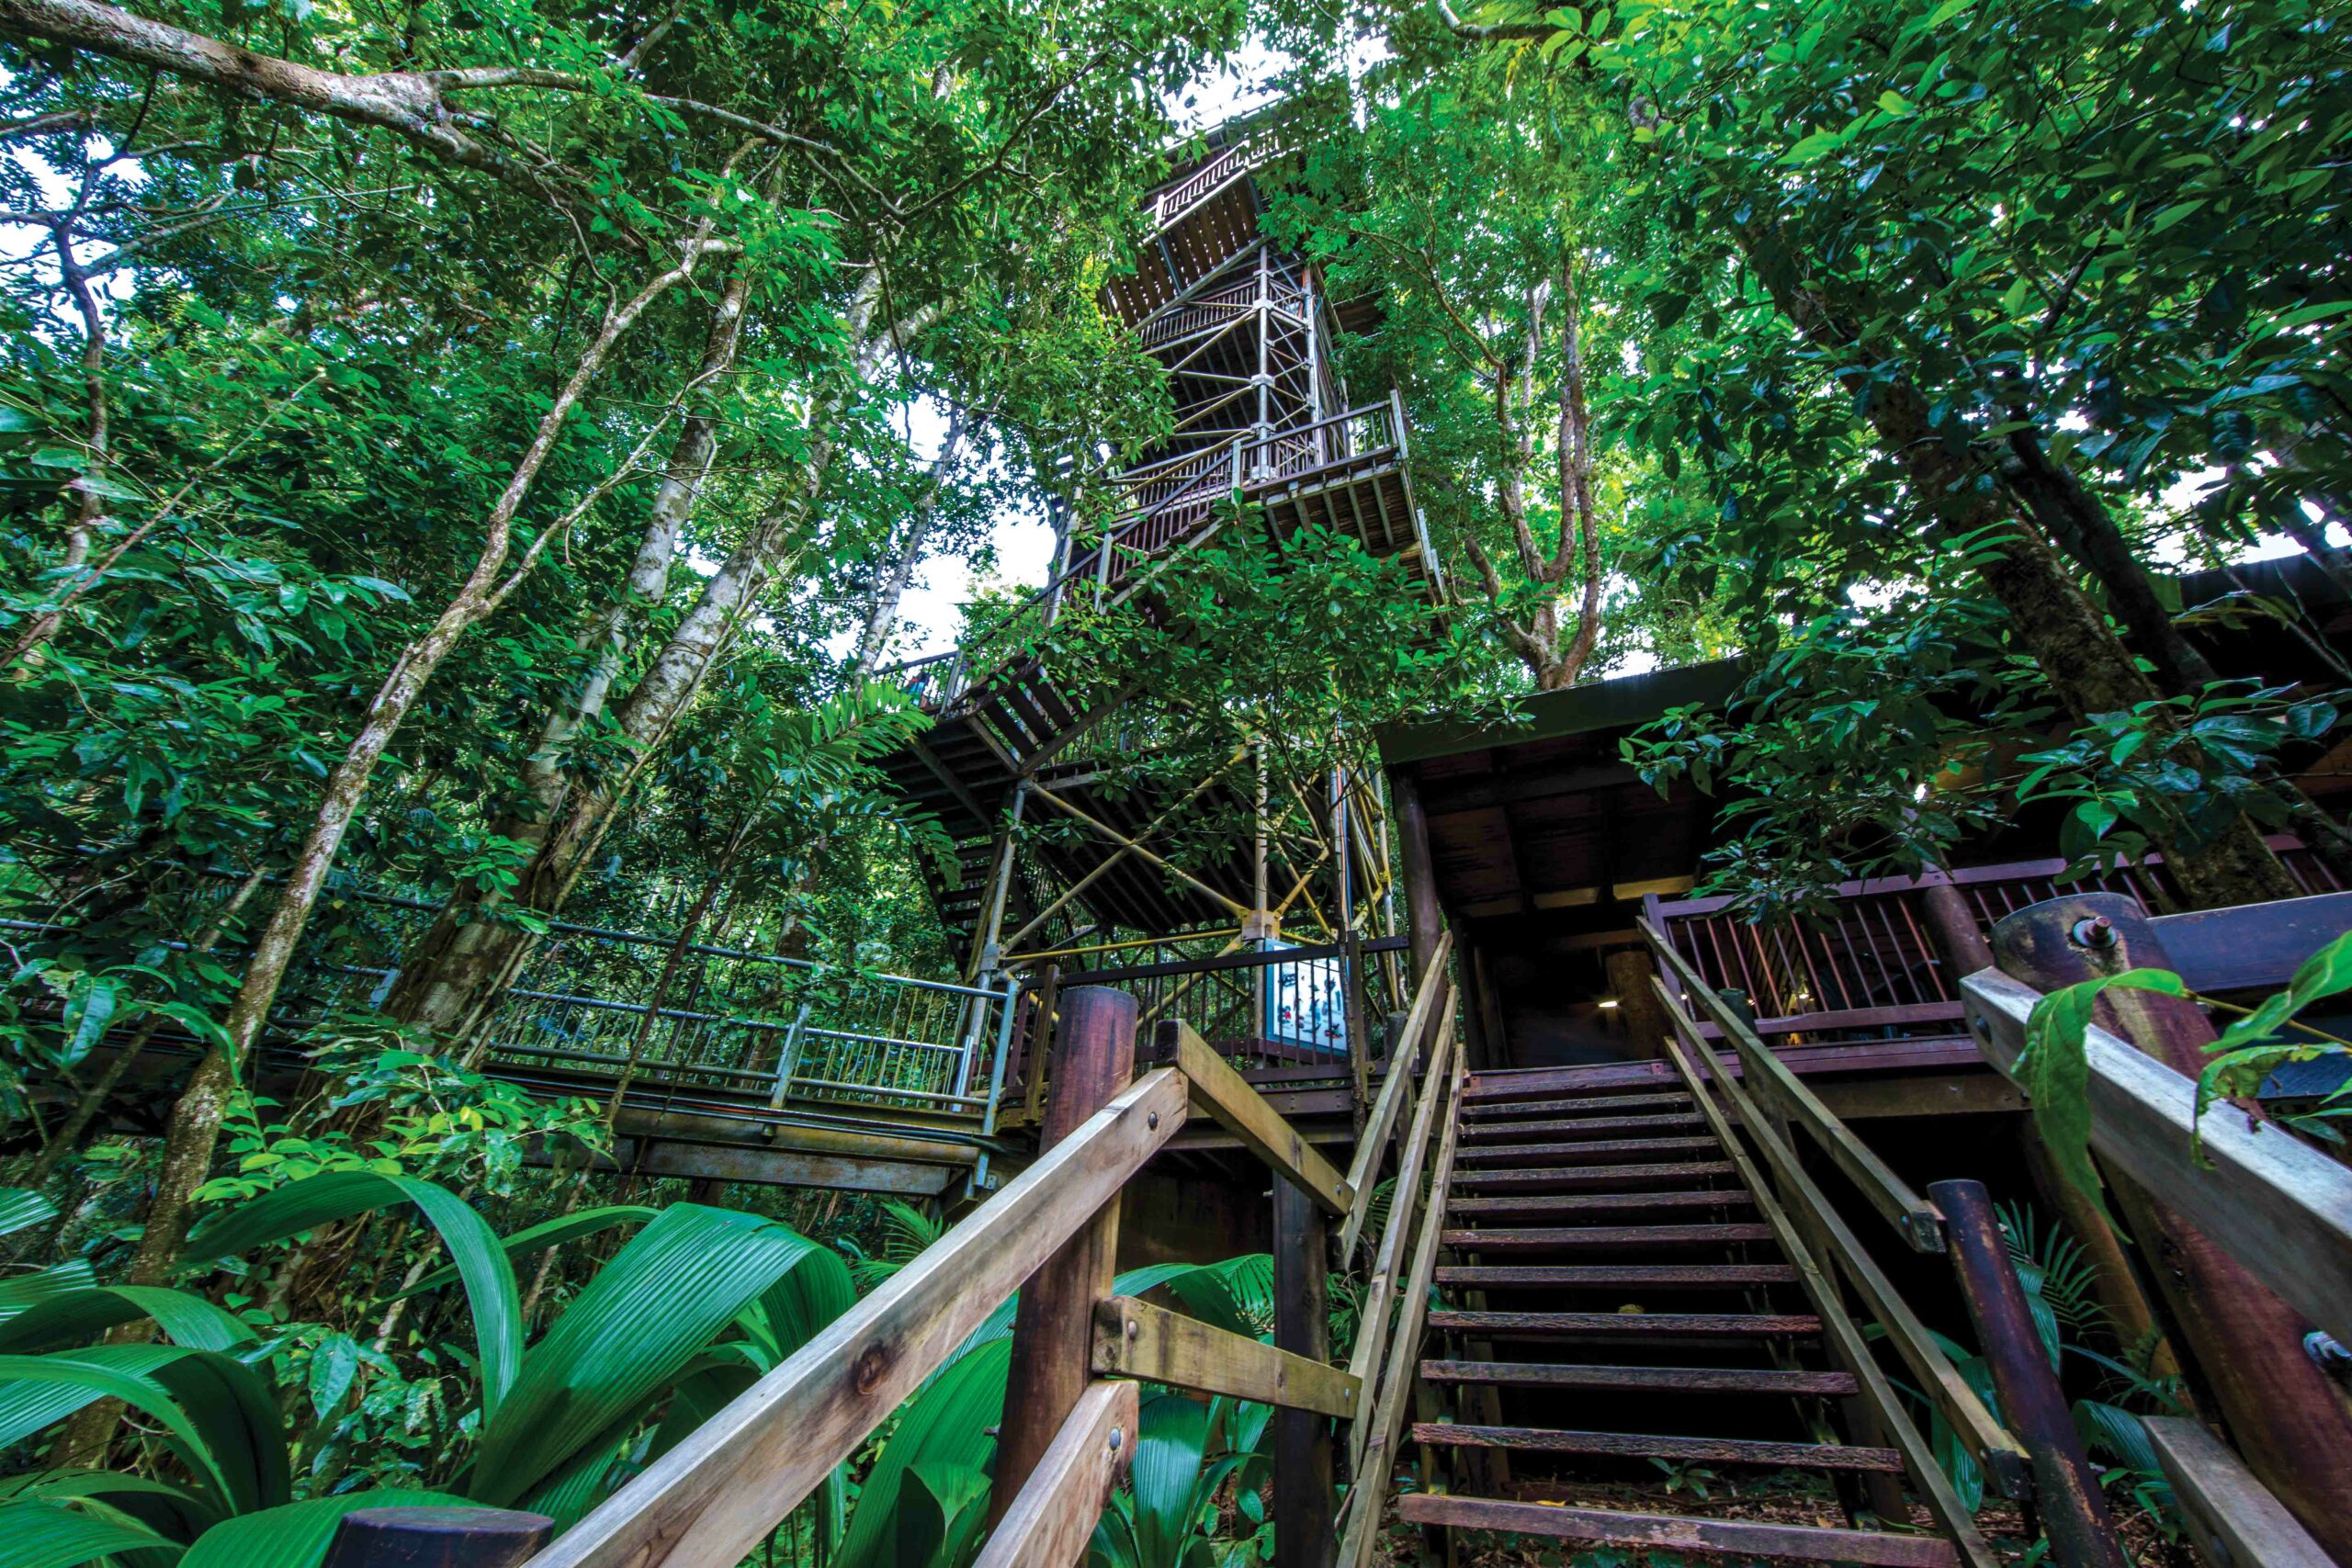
[
  {"left": 1152, "top": 1021, "right": 1352, "bottom": 1213},
  {"left": 1647, "top": 983, "right": 2029, "bottom": 1498},
  {"left": 1339, "top": 928, "right": 1454, "bottom": 1259},
  {"left": 1960, "top": 967, "right": 2352, "bottom": 1348},
  {"left": 1334, "top": 1045, "right": 1465, "bottom": 1568},
  {"left": 528, "top": 1065, "right": 1188, "bottom": 1568},
  {"left": 1969, "top": 891, "right": 2352, "bottom": 1565},
  {"left": 972, "top": 1381, "right": 1138, "bottom": 1568},
  {"left": 531, "top": 983, "right": 1402, "bottom": 1568},
  {"left": 1641, "top": 918, "right": 1944, "bottom": 1252}
]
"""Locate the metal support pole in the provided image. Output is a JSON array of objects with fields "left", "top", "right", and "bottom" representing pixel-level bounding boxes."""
[
  {"left": 991, "top": 986, "right": 1138, "bottom": 1528},
  {"left": 1273, "top": 1175, "right": 1336, "bottom": 1568},
  {"left": 322, "top": 1506, "right": 551, "bottom": 1568},
  {"left": 764, "top": 1001, "right": 814, "bottom": 1111},
  {"left": 975, "top": 784, "right": 1028, "bottom": 979},
  {"left": 1992, "top": 892, "right": 2352, "bottom": 1563},
  {"left": 1929, "top": 1179, "right": 2130, "bottom": 1568}
]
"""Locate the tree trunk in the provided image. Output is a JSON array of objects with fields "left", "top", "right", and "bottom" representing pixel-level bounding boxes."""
[
  {"left": 385, "top": 278, "right": 933, "bottom": 1042},
  {"left": 848, "top": 408, "right": 972, "bottom": 680},
  {"left": 1743, "top": 242, "right": 2298, "bottom": 908}
]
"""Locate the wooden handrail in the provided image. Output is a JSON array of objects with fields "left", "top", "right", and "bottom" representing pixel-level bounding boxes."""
[
  {"left": 1152, "top": 1021, "right": 1352, "bottom": 1214},
  {"left": 1650, "top": 981, "right": 2028, "bottom": 1495},
  {"left": 1343, "top": 1008, "right": 1459, "bottom": 1474},
  {"left": 1962, "top": 966, "right": 2352, "bottom": 1348},
  {"left": 532, "top": 973, "right": 1412, "bottom": 1568},
  {"left": 972, "top": 1380, "right": 1138, "bottom": 1568},
  {"left": 1641, "top": 919, "right": 1944, "bottom": 1251},
  {"left": 1340, "top": 929, "right": 1453, "bottom": 1258},
  {"left": 1655, "top": 1029, "right": 2006, "bottom": 1568},
  {"left": 1336, "top": 1052, "right": 1466, "bottom": 1568},
  {"left": 526, "top": 1069, "right": 1188, "bottom": 1568},
  {"left": 2143, "top": 1418, "right": 2337, "bottom": 1568}
]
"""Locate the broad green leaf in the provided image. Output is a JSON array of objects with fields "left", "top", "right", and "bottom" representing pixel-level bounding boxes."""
[
  {"left": 2018, "top": 969, "right": 2187, "bottom": 1210},
  {"left": 0, "top": 1189, "right": 57, "bottom": 1239},
  {"left": 0, "top": 1288, "right": 257, "bottom": 1355},
  {"left": 0, "top": 1263, "right": 99, "bottom": 1325},
  {"left": 179, "top": 1172, "right": 521, "bottom": 1420},
  {"left": 177, "top": 1492, "right": 471, "bottom": 1568},
  {"left": 0, "top": 1348, "right": 281, "bottom": 1517},
  {"left": 0, "top": 1497, "right": 185, "bottom": 1568},
  {"left": 470, "top": 1204, "right": 834, "bottom": 1510},
  {"left": 390, "top": 1204, "right": 659, "bottom": 1300},
  {"left": 834, "top": 1337, "right": 1011, "bottom": 1568}
]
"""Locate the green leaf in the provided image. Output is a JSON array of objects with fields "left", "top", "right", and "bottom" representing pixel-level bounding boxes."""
[
  {"left": 2018, "top": 969, "right": 2188, "bottom": 1211},
  {"left": 0, "top": 1497, "right": 185, "bottom": 1568},
  {"left": 0, "top": 1288, "right": 256, "bottom": 1355},
  {"left": 834, "top": 1337, "right": 1011, "bottom": 1568},
  {"left": 470, "top": 1204, "right": 839, "bottom": 1510},
  {"left": 0, "top": 1263, "right": 100, "bottom": 1326},
  {"left": 390, "top": 1205, "right": 659, "bottom": 1300},
  {"left": 0, "top": 1190, "right": 56, "bottom": 1240},
  {"left": 0, "top": 1347, "right": 283, "bottom": 1517},
  {"left": 177, "top": 1492, "right": 471, "bottom": 1568},
  {"left": 179, "top": 1172, "right": 521, "bottom": 1420}
]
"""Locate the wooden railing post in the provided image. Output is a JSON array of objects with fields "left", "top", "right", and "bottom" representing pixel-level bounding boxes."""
[
  {"left": 1273, "top": 1176, "right": 1336, "bottom": 1568},
  {"left": 1915, "top": 878, "right": 2179, "bottom": 1380},
  {"left": 1928, "top": 1179, "right": 2128, "bottom": 1568},
  {"left": 325, "top": 1506, "right": 551, "bottom": 1567},
  {"left": 1990, "top": 893, "right": 2352, "bottom": 1563},
  {"left": 992, "top": 986, "right": 1138, "bottom": 1527}
]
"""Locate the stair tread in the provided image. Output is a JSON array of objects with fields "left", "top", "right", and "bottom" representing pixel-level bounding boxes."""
[
  {"left": 1437, "top": 1264, "right": 1802, "bottom": 1289},
  {"left": 1396, "top": 1495, "right": 1956, "bottom": 1567},
  {"left": 1463, "top": 1091, "right": 1694, "bottom": 1120},
  {"left": 1452, "top": 1160, "right": 1736, "bottom": 1192},
  {"left": 1450, "top": 1190, "right": 1755, "bottom": 1218},
  {"left": 1456, "top": 1136, "right": 1720, "bottom": 1165},
  {"left": 1410, "top": 1424, "right": 1902, "bottom": 1472},
  {"left": 1461, "top": 1113, "right": 1706, "bottom": 1141},
  {"left": 1429, "top": 1311, "right": 1823, "bottom": 1337},
  {"left": 1442, "top": 1223, "right": 1776, "bottom": 1251},
  {"left": 1420, "top": 1360, "right": 1860, "bottom": 1396}
]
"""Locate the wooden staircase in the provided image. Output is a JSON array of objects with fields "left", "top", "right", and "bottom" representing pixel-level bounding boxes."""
[{"left": 1399, "top": 1067, "right": 1967, "bottom": 1567}]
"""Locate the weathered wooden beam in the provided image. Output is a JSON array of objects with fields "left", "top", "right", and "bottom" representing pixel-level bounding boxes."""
[
  {"left": 1642, "top": 919, "right": 1943, "bottom": 1252},
  {"left": 326, "top": 1507, "right": 551, "bottom": 1568},
  {"left": 971, "top": 1381, "right": 1138, "bottom": 1568},
  {"left": 1272, "top": 1173, "right": 1337, "bottom": 1568},
  {"left": 525, "top": 1067, "right": 1187, "bottom": 1568},
  {"left": 1962, "top": 966, "right": 2352, "bottom": 1348},
  {"left": 1338, "top": 931, "right": 1453, "bottom": 1258},
  {"left": 2145, "top": 891, "right": 2352, "bottom": 995},
  {"left": 1151, "top": 1020, "right": 1351, "bottom": 1214},
  {"left": 1343, "top": 1018, "right": 1459, "bottom": 1449},
  {"left": 594, "top": 1137, "right": 956, "bottom": 1197},
  {"left": 1932, "top": 1179, "right": 2127, "bottom": 1568},
  {"left": 2143, "top": 1418, "right": 2338, "bottom": 1568},
  {"left": 1091, "top": 1295, "right": 1357, "bottom": 1418}
]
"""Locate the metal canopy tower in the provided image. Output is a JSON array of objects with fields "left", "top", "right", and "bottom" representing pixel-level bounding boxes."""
[{"left": 875, "top": 127, "right": 1442, "bottom": 1069}]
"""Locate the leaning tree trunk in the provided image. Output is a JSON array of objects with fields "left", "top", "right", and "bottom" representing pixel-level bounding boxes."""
[
  {"left": 1743, "top": 240, "right": 2299, "bottom": 908},
  {"left": 384, "top": 279, "right": 934, "bottom": 1043}
]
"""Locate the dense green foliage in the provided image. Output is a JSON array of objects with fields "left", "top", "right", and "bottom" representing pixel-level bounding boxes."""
[{"left": 0, "top": 0, "right": 2346, "bottom": 1559}]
